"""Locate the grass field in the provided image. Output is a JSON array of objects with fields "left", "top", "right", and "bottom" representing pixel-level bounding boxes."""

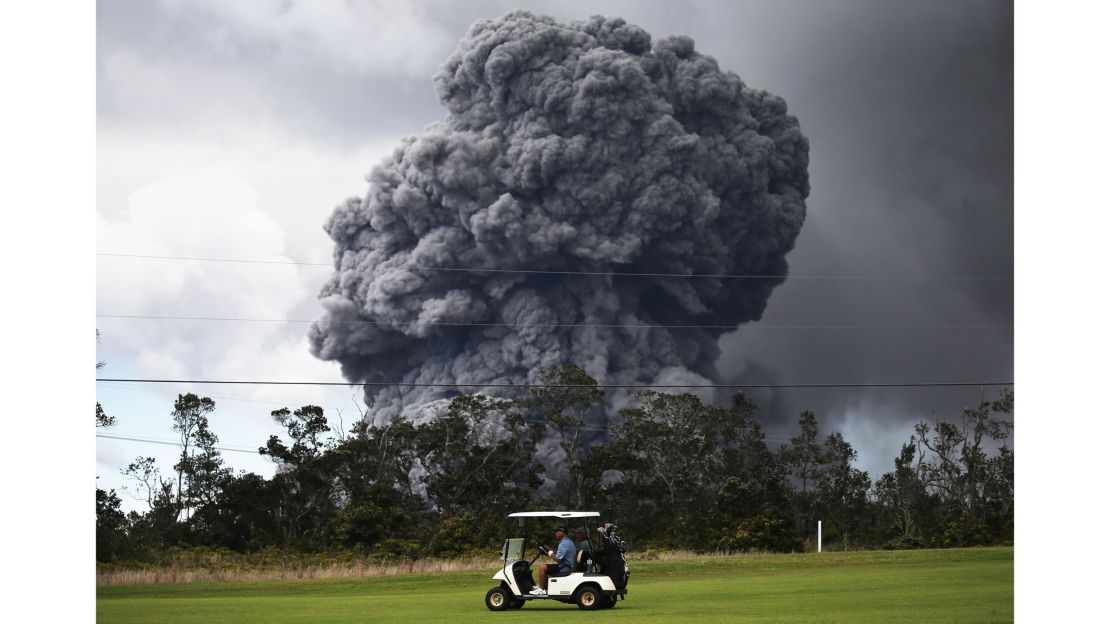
[{"left": 97, "top": 547, "right": 1012, "bottom": 623}]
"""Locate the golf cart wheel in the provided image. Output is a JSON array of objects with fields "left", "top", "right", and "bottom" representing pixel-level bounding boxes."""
[
  {"left": 601, "top": 595, "right": 617, "bottom": 609},
  {"left": 485, "top": 587, "right": 511, "bottom": 611},
  {"left": 508, "top": 598, "right": 525, "bottom": 609},
  {"left": 575, "top": 586, "right": 602, "bottom": 610}
]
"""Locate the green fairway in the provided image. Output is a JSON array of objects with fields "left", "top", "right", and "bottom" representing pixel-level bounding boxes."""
[{"left": 97, "top": 547, "right": 1012, "bottom": 623}]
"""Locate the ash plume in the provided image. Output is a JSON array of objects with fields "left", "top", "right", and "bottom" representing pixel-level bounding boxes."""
[{"left": 309, "top": 11, "right": 809, "bottom": 425}]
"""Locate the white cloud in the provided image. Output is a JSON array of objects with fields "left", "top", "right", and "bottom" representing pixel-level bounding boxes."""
[
  {"left": 177, "top": 0, "right": 455, "bottom": 75},
  {"left": 96, "top": 130, "right": 399, "bottom": 258},
  {"left": 96, "top": 109, "right": 402, "bottom": 420},
  {"left": 98, "top": 169, "right": 306, "bottom": 374},
  {"left": 209, "top": 333, "right": 353, "bottom": 406},
  {"left": 95, "top": 166, "right": 364, "bottom": 505},
  {"left": 93, "top": 0, "right": 445, "bottom": 509},
  {"left": 98, "top": 49, "right": 278, "bottom": 132},
  {"left": 134, "top": 349, "right": 191, "bottom": 380},
  {"left": 96, "top": 164, "right": 371, "bottom": 409}
]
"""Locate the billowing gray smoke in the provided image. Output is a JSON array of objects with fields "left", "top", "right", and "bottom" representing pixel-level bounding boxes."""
[{"left": 310, "top": 11, "right": 809, "bottom": 426}]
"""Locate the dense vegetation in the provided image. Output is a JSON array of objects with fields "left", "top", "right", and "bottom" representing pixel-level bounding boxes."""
[{"left": 96, "top": 364, "right": 1013, "bottom": 563}]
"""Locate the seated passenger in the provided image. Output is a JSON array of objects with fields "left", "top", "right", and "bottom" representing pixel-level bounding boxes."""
[{"left": 575, "top": 529, "right": 592, "bottom": 571}]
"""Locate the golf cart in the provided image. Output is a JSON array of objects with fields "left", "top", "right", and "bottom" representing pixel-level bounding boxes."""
[{"left": 484, "top": 511, "right": 629, "bottom": 611}]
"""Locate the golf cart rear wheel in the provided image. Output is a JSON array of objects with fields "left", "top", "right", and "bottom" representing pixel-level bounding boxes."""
[
  {"left": 575, "top": 586, "right": 601, "bottom": 610},
  {"left": 485, "top": 587, "right": 511, "bottom": 611}
]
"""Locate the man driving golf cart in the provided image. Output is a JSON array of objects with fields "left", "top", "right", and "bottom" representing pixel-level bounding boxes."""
[
  {"left": 484, "top": 511, "right": 628, "bottom": 611},
  {"left": 533, "top": 526, "right": 575, "bottom": 595}
]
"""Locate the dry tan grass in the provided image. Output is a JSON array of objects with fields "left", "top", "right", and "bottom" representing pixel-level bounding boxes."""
[
  {"left": 96, "top": 556, "right": 498, "bottom": 586},
  {"left": 626, "top": 549, "right": 772, "bottom": 561},
  {"left": 97, "top": 549, "right": 776, "bottom": 586}
]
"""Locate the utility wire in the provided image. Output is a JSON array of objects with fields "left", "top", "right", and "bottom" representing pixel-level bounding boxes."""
[
  {"left": 95, "top": 313, "right": 1013, "bottom": 331},
  {"left": 97, "top": 427, "right": 791, "bottom": 451},
  {"left": 96, "top": 432, "right": 260, "bottom": 455},
  {"left": 96, "top": 386, "right": 790, "bottom": 436},
  {"left": 98, "top": 253, "right": 330, "bottom": 267},
  {"left": 97, "top": 378, "right": 1013, "bottom": 389},
  {"left": 95, "top": 381, "right": 355, "bottom": 412},
  {"left": 97, "top": 253, "right": 1014, "bottom": 281}
]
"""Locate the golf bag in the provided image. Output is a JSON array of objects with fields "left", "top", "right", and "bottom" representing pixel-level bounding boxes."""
[{"left": 594, "top": 523, "right": 629, "bottom": 590}]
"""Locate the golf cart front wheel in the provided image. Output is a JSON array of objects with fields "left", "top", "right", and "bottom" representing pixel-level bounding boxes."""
[
  {"left": 575, "top": 586, "right": 601, "bottom": 610},
  {"left": 601, "top": 595, "right": 617, "bottom": 609},
  {"left": 485, "top": 587, "right": 511, "bottom": 611}
]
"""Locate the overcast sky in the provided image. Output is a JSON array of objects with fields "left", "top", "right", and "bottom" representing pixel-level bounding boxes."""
[{"left": 95, "top": 0, "right": 1012, "bottom": 510}]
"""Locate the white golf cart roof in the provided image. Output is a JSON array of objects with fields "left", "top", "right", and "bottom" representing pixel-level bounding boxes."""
[{"left": 507, "top": 511, "right": 600, "bottom": 519}]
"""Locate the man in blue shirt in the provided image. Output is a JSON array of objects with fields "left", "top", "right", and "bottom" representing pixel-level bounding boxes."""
[{"left": 533, "top": 526, "right": 576, "bottom": 595}]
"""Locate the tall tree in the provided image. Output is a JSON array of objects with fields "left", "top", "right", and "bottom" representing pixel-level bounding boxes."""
[
  {"left": 170, "top": 394, "right": 222, "bottom": 520},
  {"left": 334, "top": 416, "right": 417, "bottom": 495},
  {"left": 260, "top": 405, "right": 336, "bottom": 548},
  {"left": 914, "top": 388, "right": 1014, "bottom": 546},
  {"left": 779, "top": 410, "right": 825, "bottom": 542},
  {"left": 415, "top": 394, "right": 543, "bottom": 553},
  {"left": 873, "top": 442, "right": 936, "bottom": 547},
  {"left": 203, "top": 472, "right": 280, "bottom": 550},
  {"left": 96, "top": 486, "right": 128, "bottom": 561},
  {"left": 814, "top": 433, "right": 872, "bottom": 550},
  {"left": 587, "top": 391, "right": 725, "bottom": 547},
  {"left": 325, "top": 410, "right": 425, "bottom": 549},
  {"left": 181, "top": 415, "right": 230, "bottom": 510},
  {"left": 714, "top": 393, "right": 779, "bottom": 486},
  {"left": 781, "top": 411, "right": 822, "bottom": 494},
  {"left": 122, "top": 456, "right": 170, "bottom": 511},
  {"left": 121, "top": 456, "right": 179, "bottom": 550},
  {"left": 262, "top": 405, "right": 331, "bottom": 465},
  {"left": 712, "top": 394, "right": 796, "bottom": 551},
  {"left": 526, "top": 363, "right": 603, "bottom": 508}
]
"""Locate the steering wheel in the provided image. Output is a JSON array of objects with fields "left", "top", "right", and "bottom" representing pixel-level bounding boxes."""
[{"left": 528, "top": 544, "right": 549, "bottom": 566}]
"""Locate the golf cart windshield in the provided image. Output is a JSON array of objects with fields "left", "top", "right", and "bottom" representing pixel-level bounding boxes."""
[
  {"left": 502, "top": 516, "right": 532, "bottom": 562},
  {"left": 503, "top": 537, "right": 525, "bottom": 561}
]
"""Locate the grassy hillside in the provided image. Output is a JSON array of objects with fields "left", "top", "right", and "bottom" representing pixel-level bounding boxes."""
[{"left": 97, "top": 547, "right": 1013, "bottom": 623}]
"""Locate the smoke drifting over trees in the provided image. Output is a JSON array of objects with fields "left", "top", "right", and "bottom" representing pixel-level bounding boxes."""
[
  {"left": 97, "top": 382, "right": 1015, "bottom": 562},
  {"left": 309, "top": 11, "right": 810, "bottom": 421}
]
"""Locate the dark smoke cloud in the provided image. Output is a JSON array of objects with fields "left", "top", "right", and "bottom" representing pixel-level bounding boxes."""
[{"left": 309, "top": 11, "right": 809, "bottom": 423}]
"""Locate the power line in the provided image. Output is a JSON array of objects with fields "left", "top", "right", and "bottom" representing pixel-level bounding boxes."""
[
  {"left": 96, "top": 432, "right": 261, "bottom": 455},
  {"left": 97, "top": 253, "right": 1014, "bottom": 281},
  {"left": 95, "top": 381, "right": 357, "bottom": 412},
  {"left": 97, "top": 377, "right": 1013, "bottom": 389},
  {"left": 97, "top": 427, "right": 790, "bottom": 450},
  {"left": 517, "top": 418, "right": 791, "bottom": 439},
  {"left": 95, "top": 313, "right": 1014, "bottom": 331},
  {"left": 404, "top": 266, "right": 1013, "bottom": 281},
  {"left": 98, "top": 253, "right": 331, "bottom": 267},
  {"left": 96, "top": 385, "right": 795, "bottom": 436}
]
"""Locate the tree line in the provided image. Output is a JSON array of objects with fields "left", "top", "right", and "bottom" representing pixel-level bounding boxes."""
[{"left": 96, "top": 364, "right": 1013, "bottom": 562}]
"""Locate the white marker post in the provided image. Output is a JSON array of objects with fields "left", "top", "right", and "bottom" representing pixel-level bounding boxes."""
[{"left": 817, "top": 520, "right": 822, "bottom": 553}]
